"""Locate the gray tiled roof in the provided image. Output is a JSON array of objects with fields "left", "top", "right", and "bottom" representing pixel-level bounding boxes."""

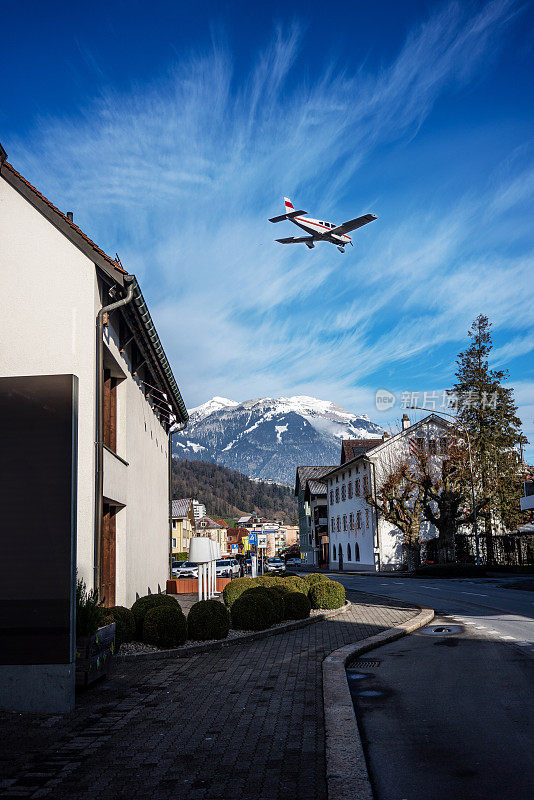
[
  {"left": 307, "top": 479, "right": 328, "bottom": 496},
  {"left": 295, "top": 465, "right": 336, "bottom": 495},
  {"left": 172, "top": 498, "right": 192, "bottom": 518}
]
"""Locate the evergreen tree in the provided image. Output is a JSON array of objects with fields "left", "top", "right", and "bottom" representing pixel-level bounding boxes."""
[{"left": 451, "top": 314, "right": 527, "bottom": 561}]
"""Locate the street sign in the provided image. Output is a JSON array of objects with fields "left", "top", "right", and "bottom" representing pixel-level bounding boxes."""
[
  {"left": 231, "top": 544, "right": 238, "bottom": 552},
  {"left": 257, "top": 534, "right": 267, "bottom": 548},
  {"left": 248, "top": 533, "right": 257, "bottom": 545}
]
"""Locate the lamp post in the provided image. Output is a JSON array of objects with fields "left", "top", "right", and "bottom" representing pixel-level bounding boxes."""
[{"left": 407, "top": 406, "right": 480, "bottom": 565}]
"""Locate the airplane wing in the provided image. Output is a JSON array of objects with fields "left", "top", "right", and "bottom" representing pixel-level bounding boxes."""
[
  {"left": 276, "top": 236, "right": 315, "bottom": 244},
  {"left": 329, "top": 213, "right": 377, "bottom": 236},
  {"left": 269, "top": 209, "right": 307, "bottom": 223}
]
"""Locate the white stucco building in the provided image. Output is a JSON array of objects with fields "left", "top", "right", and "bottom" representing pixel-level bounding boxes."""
[
  {"left": 0, "top": 145, "right": 188, "bottom": 607},
  {"left": 325, "top": 415, "right": 450, "bottom": 571}
]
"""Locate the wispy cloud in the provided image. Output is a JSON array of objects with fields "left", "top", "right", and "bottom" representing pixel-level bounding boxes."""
[{"left": 8, "top": 0, "right": 532, "bottom": 453}]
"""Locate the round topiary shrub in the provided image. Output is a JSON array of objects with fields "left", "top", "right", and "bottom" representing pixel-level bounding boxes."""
[
  {"left": 142, "top": 603, "right": 187, "bottom": 648},
  {"left": 187, "top": 600, "right": 230, "bottom": 641},
  {"left": 282, "top": 576, "right": 308, "bottom": 595},
  {"left": 309, "top": 580, "right": 346, "bottom": 610},
  {"left": 106, "top": 605, "right": 136, "bottom": 647},
  {"left": 231, "top": 587, "right": 279, "bottom": 631},
  {"left": 303, "top": 573, "right": 330, "bottom": 587},
  {"left": 131, "top": 593, "right": 179, "bottom": 637},
  {"left": 284, "top": 591, "right": 311, "bottom": 620},
  {"left": 222, "top": 577, "right": 255, "bottom": 608},
  {"left": 254, "top": 576, "right": 282, "bottom": 588}
]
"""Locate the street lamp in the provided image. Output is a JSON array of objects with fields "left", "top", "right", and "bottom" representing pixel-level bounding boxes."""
[{"left": 407, "top": 406, "right": 480, "bottom": 566}]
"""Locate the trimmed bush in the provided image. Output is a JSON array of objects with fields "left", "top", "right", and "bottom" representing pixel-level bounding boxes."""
[
  {"left": 303, "top": 573, "right": 330, "bottom": 587},
  {"left": 188, "top": 600, "right": 230, "bottom": 641},
  {"left": 142, "top": 603, "right": 187, "bottom": 648},
  {"left": 231, "top": 587, "right": 279, "bottom": 631},
  {"left": 284, "top": 592, "right": 311, "bottom": 620},
  {"left": 282, "top": 576, "right": 308, "bottom": 595},
  {"left": 106, "top": 605, "right": 136, "bottom": 647},
  {"left": 222, "top": 577, "right": 255, "bottom": 608},
  {"left": 131, "top": 593, "right": 179, "bottom": 637},
  {"left": 309, "top": 580, "right": 345, "bottom": 610},
  {"left": 255, "top": 576, "right": 282, "bottom": 588}
]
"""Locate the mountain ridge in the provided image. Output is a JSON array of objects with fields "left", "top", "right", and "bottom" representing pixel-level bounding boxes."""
[{"left": 174, "top": 395, "right": 382, "bottom": 485}]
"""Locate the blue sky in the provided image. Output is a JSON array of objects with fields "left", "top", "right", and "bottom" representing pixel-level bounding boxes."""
[{"left": 2, "top": 0, "right": 533, "bottom": 458}]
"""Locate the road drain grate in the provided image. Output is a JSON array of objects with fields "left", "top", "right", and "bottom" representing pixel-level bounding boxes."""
[{"left": 350, "top": 659, "right": 381, "bottom": 668}]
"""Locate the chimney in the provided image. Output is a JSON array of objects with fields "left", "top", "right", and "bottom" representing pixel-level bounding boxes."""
[
  {"left": 402, "top": 413, "right": 410, "bottom": 431},
  {"left": 382, "top": 431, "right": 390, "bottom": 442},
  {"left": 66, "top": 211, "right": 74, "bottom": 222}
]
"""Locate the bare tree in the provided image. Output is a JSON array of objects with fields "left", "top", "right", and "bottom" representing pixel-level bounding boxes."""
[{"left": 366, "top": 458, "right": 425, "bottom": 570}]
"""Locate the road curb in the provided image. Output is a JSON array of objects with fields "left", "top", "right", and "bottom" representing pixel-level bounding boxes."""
[
  {"left": 116, "top": 600, "right": 351, "bottom": 661},
  {"left": 322, "top": 606, "right": 434, "bottom": 800}
]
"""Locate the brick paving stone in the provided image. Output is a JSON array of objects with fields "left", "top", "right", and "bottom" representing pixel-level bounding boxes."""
[{"left": 0, "top": 591, "right": 417, "bottom": 800}]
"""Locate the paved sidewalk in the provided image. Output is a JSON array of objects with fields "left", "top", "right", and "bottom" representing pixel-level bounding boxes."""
[{"left": 0, "top": 591, "right": 417, "bottom": 800}]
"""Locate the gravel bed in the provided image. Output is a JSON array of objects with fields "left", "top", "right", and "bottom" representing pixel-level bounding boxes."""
[{"left": 118, "top": 607, "right": 335, "bottom": 655}]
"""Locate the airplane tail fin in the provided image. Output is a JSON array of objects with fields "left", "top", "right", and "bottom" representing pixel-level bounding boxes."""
[
  {"left": 284, "top": 197, "right": 294, "bottom": 212},
  {"left": 268, "top": 197, "right": 307, "bottom": 223}
]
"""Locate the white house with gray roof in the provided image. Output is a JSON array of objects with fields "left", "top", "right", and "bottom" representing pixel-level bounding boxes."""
[{"left": 324, "top": 414, "right": 450, "bottom": 571}]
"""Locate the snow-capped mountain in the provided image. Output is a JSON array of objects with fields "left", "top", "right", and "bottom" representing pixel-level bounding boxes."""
[{"left": 173, "top": 395, "right": 383, "bottom": 485}]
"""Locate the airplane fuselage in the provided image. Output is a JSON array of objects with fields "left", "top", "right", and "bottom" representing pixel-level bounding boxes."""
[{"left": 291, "top": 216, "right": 352, "bottom": 246}]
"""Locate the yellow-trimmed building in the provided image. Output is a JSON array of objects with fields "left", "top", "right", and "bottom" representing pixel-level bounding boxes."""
[{"left": 171, "top": 498, "right": 195, "bottom": 557}]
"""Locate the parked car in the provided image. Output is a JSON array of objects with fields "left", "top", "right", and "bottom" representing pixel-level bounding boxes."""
[
  {"left": 215, "top": 559, "right": 233, "bottom": 577},
  {"left": 172, "top": 559, "right": 186, "bottom": 570},
  {"left": 266, "top": 557, "right": 285, "bottom": 574},
  {"left": 285, "top": 558, "right": 301, "bottom": 568},
  {"left": 173, "top": 561, "right": 198, "bottom": 578}
]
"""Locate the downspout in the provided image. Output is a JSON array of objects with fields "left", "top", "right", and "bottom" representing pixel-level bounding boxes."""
[
  {"left": 94, "top": 274, "right": 135, "bottom": 596},
  {"left": 370, "top": 459, "right": 381, "bottom": 572},
  {"left": 169, "top": 420, "right": 187, "bottom": 579}
]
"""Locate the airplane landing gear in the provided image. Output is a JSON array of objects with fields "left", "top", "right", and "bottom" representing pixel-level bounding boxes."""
[
  {"left": 337, "top": 245, "right": 345, "bottom": 253},
  {"left": 306, "top": 241, "right": 315, "bottom": 249}
]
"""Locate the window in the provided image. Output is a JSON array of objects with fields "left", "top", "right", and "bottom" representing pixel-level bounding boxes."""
[
  {"left": 103, "top": 368, "right": 117, "bottom": 452},
  {"left": 336, "top": 475, "right": 339, "bottom": 483},
  {"left": 339, "top": 544, "right": 343, "bottom": 562},
  {"left": 363, "top": 476, "right": 369, "bottom": 493},
  {"left": 343, "top": 515, "right": 347, "bottom": 531},
  {"left": 341, "top": 484, "right": 346, "bottom": 501},
  {"left": 331, "top": 518, "right": 335, "bottom": 534},
  {"left": 417, "top": 437, "right": 425, "bottom": 452},
  {"left": 366, "top": 509, "right": 369, "bottom": 528},
  {"left": 330, "top": 490, "right": 334, "bottom": 505},
  {"left": 440, "top": 437, "right": 448, "bottom": 454},
  {"left": 172, "top": 538, "right": 177, "bottom": 548},
  {"left": 348, "top": 481, "right": 353, "bottom": 499},
  {"left": 355, "top": 479, "right": 360, "bottom": 495},
  {"left": 335, "top": 488, "right": 339, "bottom": 503},
  {"left": 354, "top": 542, "right": 360, "bottom": 561},
  {"left": 357, "top": 511, "right": 362, "bottom": 529},
  {"left": 333, "top": 545, "right": 336, "bottom": 561},
  {"left": 347, "top": 543, "right": 352, "bottom": 561},
  {"left": 349, "top": 513, "right": 354, "bottom": 530},
  {"left": 172, "top": 520, "right": 177, "bottom": 529},
  {"left": 337, "top": 516, "right": 341, "bottom": 532},
  {"left": 429, "top": 439, "right": 437, "bottom": 455}
]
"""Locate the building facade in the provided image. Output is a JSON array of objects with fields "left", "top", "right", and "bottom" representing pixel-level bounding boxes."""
[
  {"left": 171, "top": 499, "right": 195, "bottom": 556},
  {"left": 0, "top": 147, "right": 188, "bottom": 607},
  {"left": 325, "top": 415, "right": 449, "bottom": 571},
  {"left": 294, "top": 466, "right": 336, "bottom": 565}
]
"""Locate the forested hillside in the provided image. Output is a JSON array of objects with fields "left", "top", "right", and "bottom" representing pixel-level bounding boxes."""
[{"left": 171, "top": 458, "right": 298, "bottom": 521}]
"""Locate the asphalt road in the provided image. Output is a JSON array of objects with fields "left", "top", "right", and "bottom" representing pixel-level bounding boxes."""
[
  {"left": 334, "top": 573, "right": 534, "bottom": 654},
  {"left": 347, "top": 614, "right": 534, "bottom": 800}
]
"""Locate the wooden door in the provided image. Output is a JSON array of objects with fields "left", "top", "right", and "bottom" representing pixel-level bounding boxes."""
[{"left": 100, "top": 503, "right": 116, "bottom": 607}]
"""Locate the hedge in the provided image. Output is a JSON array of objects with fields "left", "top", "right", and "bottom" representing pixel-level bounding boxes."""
[
  {"left": 283, "top": 592, "right": 311, "bottom": 620},
  {"left": 281, "top": 576, "right": 308, "bottom": 595},
  {"left": 188, "top": 600, "right": 230, "bottom": 641},
  {"left": 254, "top": 576, "right": 282, "bottom": 588},
  {"left": 303, "top": 573, "right": 330, "bottom": 587},
  {"left": 142, "top": 603, "right": 188, "bottom": 648},
  {"left": 231, "top": 587, "right": 280, "bottom": 631},
  {"left": 415, "top": 564, "right": 488, "bottom": 578},
  {"left": 105, "top": 605, "right": 136, "bottom": 647},
  {"left": 131, "top": 593, "right": 179, "bottom": 637},
  {"left": 309, "top": 580, "right": 345, "bottom": 610},
  {"left": 222, "top": 577, "right": 255, "bottom": 608}
]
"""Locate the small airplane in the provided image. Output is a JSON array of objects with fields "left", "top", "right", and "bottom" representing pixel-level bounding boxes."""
[{"left": 269, "top": 197, "right": 377, "bottom": 253}]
